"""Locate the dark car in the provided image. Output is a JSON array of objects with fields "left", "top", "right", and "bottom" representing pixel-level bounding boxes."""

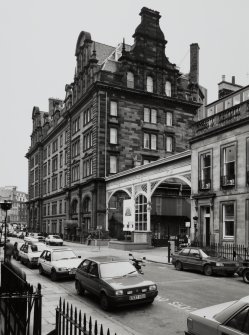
[
  {"left": 75, "top": 256, "right": 158, "bottom": 310},
  {"left": 172, "top": 247, "right": 239, "bottom": 276}
]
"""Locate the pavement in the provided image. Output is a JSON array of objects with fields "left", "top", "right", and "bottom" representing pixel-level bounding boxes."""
[{"left": 0, "top": 240, "right": 173, "bottom": 335}]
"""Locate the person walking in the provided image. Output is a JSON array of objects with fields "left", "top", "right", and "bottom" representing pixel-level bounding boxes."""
[
  {"left": 5, "top": 241, "right": 14, "bottom": 262},
  {"left": 87, "top": 233, "right": 92, "bottom": 246}
]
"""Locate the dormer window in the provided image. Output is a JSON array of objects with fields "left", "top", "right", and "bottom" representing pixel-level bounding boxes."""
[
  {"left": 127, "top": 72, "right": 134, "bottom": 89},
  {"left": 165, "top": 81, "right": 171, "bottom": 97},
  {"left": 146, "top": 76, "right": 153, "bottom": 93}
]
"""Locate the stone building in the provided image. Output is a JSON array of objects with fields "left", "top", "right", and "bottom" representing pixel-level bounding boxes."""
[
  {"left": 191, "top": 77, "right": 249, "bottom": 247},
  {"left": 26, "top": 7, "right": 203, "bottom": 242},
  {"left": 0, "top": 186, "right": 28, "bottom": 226}
]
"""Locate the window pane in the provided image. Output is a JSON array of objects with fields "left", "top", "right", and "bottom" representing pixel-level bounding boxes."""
[
  {"left": 243, "top": 89, "right": 249, "bottom": 102},
  {"left": 166, "top": 112, "right": 172, "bottom": 126},
  {"left": 146, "top": 76, "right": 153, "bottom": 92},
  {"left": 127, "top": 72, "right": 134, "bottom": 88},
  {"left": 110, "top": 128, "right": 117, "bottom": 144},
  {"left": 151, "top": 109, "right": 157, "bottom": 124},
  {"left": 110, "top": 156, "right": 117, "bottom": 173},
  {"left": 233, "top": 94, "right": 240, "bottom": 106},
  {"left": 110, "top": 101, "right": 117, "bottom": 116},
  {"left": 144, "top": 108, "right": 150, "bottom": 122},
  {"left": 144, "top": 133, "right": 149, "bottom": 148},
  {"left": 165, "top": 81, "right": 171, "bottom": 96},
  {"left": 224, "top": 146, "right": 235, "bottom": 162},
  {"left": 166, "top": 137, "right": 172, "bottom": 152},
  {"left": 151, "top": 134, "right": 157, "bottom": 150}
]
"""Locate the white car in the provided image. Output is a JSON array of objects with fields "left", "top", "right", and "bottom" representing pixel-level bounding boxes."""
[
  {"left": 24, "top": 233, "right": 45, "bottom": 243},
  {"left": 185, "top": 295, "right": 249, "bottom": 335},
  {"left": 45, "top": 234, "right": 63, "bottom": 246},
  {"left": 38, "top": 247, "right": 82, "bottom": 281},
  {"left": 19, "top": 242, "right": 46, "bottom": 268}
]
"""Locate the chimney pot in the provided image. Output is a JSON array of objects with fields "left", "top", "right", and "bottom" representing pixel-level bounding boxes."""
[{"left": 232, "top": 76, "right": 235, "bottom": 84}]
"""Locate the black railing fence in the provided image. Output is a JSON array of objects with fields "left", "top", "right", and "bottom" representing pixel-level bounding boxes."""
[
  {"left": 51, "top": 298, "right": 117, "bottom": 335},
  {"left": 0, "top": 261, "right": 42, "bottom": 335},
  {"left": 193, "top": 242, "right": 249, "bottom": 261}
]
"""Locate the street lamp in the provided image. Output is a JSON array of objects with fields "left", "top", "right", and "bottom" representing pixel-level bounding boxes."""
[{"left": 0, "top": 200, "right": 12, "bottom": 262}]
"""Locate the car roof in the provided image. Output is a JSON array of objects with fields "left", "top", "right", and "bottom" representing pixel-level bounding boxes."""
[
  {"left": 42, "top": 246, "right": 72, "bottom": 251},
  {"left": 83, "top": 256, "right": 128, "bottom": 264}
]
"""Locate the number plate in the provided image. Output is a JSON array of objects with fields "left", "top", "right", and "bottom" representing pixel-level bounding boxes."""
[
  {"left": 69, "top": 269, "right": 76, "bottom": 275},
  {"left": 129, "top": 294, "right": 146, "bottom": 301}
]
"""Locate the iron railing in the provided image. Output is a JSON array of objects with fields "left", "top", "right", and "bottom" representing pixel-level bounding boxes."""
[
  {"left": 52, "top": 298, "right": 117, "bottom": 335},
  {"left": 0, "top": 261, "right": 42, "bottom": 335}
]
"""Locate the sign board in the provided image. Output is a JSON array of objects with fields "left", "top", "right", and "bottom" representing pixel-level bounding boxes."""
[
  {"left": 185, "top": 222, "right": 191, "bottom": 228},
  {"left": 123, "top": 199, "right": 135, "bottom": 231}
]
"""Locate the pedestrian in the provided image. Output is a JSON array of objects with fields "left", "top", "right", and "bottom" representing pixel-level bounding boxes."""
[
  {"left": 5, "top": 241, "right": 14, "bottom": 262},
  {"left": 87, "top": 233, "right": 92, "bottom": 246}
]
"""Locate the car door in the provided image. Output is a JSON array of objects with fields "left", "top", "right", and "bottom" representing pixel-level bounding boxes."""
[
  {"left": 186, "top": 249, "right": 202, "bottom": 271},
  {"left": 218, "top": 305, "right": 249, "bottom": 334},
  {"left": 76, "top": 259, "right": 91, "bottom": 290},
  {"left": 87, "top": 261, "right": 100, "bottom": 295},
  {"left": 178, "top": 248, "right": 190, "bottom": 268}
]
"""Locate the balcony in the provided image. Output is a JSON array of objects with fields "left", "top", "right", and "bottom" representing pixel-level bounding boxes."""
[
  {"left": 195, "top": 100, "right": 249, "bottom": 136},
  {"left": 198, "top": 179, "right": 211, "bottom": 191},
  {"left": 221, "top": 175, "right": 235, "bottom": 187}
]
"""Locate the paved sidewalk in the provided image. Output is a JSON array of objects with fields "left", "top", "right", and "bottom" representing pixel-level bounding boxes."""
[{"left": 64, "top": 240, "right": 172, "bottom": 264}]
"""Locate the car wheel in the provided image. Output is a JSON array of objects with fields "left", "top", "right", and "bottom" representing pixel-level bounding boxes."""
[
  {"left": 60, "top": 243, "right": 63, "bottom": 246},
  {"left": 51, "top": 269, "right": 58, "bottom": 281},
  {"left": 100, "top": 293, "right": 110, "bottom": 311},
  {"left": 175, "top": 261, "right": 183, "bottom": 271},
  {"left": 75, "top": 280, "right": 85, "bottom": 295},
  {"left": 243, "top": 269, "right": 249, "bottom": 283},
  {"left": 39, "top": 265, "right": 44, "bottom": 275},
  {"left": 204, "top": 265, "right": 213, "bottom": 276}
]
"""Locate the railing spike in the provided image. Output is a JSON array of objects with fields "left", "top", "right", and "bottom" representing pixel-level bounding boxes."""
[
  {"left": 70, "top": 304, "right": 73, "bottom": 317},
  {"left": 63, "top": 299, "right": 65, "bottom": 313},
  {"left": 89, "top": 316, "right": 92, "bottom": 334},
  {"left": 100, "top": 324, "right": 103, "bottom": 335},
  {"left": 79, "top": 310, "right": 82, "bottom": 326},
  {"left": 94, "top": 320, "right": 98, "bottom": 335},
  {"left": 84, "top": 313, "right": 87, "bottom": 330},
  {"left": 107, "top": 328, "right": 110, "bottom": 335}
]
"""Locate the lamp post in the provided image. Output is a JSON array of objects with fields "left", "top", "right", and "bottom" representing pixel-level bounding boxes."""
[{"left": 0, "top": 200, "right": 12, "bottom": 263}]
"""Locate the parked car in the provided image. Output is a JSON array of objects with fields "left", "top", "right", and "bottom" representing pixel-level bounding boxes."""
[
  {"left": 38, "top": 247, "right": 81, "bottom": 281},
  {"left": 45, "top": 234, "right": 63, "bottom": 246},
  {"left": 24, "top": 233, "right": 45, "bottom": 243},
  {"left": 185, "top": 295, "right": 249, "bottom": 335},
  {"left": 172, "top": 247, "right": 239, "bottom": 276},
  {"left": 75, "top": 256, "right": 158, "bottom": 311},
  {"left": 236, "top": 259, "right": 249, "bottom": 283},
  {"left": 13, "top": 241, "right": 25, "bottom": 260},
  {"left": 19, "top": 242, "right": 46, "bottom": 268}
]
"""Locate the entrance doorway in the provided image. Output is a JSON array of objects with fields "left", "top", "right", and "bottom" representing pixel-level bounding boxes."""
[{"left": 205, "top": 217, "right": 210, "bottom": 246}]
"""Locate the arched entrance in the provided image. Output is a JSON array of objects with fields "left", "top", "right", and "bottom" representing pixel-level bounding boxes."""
[
  {"left": 107, "top": 190, "right": 131, "bottom": 240},
  {"left": 150, "top": 177, "right": 191, "bottom": 247}
]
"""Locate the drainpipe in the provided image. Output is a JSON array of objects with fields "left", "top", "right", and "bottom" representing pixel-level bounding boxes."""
[{"left": 105, "top": 91, "right": 108, "bottom": 177}]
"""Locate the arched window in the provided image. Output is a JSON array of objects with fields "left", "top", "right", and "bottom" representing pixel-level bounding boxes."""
[
  {"left": 146, "top": 76, "right": 153, "bottom": 93},
  {"left": 127, "top": 72, "right": 134, "bottom": 88},
  {"left": 71, "top": 199, "right": 78, "bottom": 214},
  {"left": 83, "top": 197, "right": 91, "bottom": 213},
  {"left": 165, "top": 81, "right": 171, "bottom": 97},
  {"left": 135, "top": 195, "right": 147, "bottom": 231}
]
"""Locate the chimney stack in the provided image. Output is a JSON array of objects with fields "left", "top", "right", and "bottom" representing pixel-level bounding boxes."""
[
  {"left": 232, "top": 76, "right": 235, "bottom": 84},
  {"left": 222, "top": 75, "right": 226, "bottom": 81},
  {"left": 190, "top": 43, "right": 199, "bottom": 84}
]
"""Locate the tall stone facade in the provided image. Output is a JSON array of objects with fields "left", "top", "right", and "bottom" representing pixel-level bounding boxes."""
[
  {"left": 26, "top": 7, "right": 202, "bottom": 240},
  {"left": 191, "top": 79, "right": 249, "bottom": 246}
]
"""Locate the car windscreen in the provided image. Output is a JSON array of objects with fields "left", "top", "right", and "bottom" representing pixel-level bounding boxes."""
[
  {"left": 52, "top": 250, "right": 77, "bottom": 261},
  {"left": 100, "top": 261, "right": 137, "bottom": 278},
  {"left": 52, "top": 235, "right": 61, "bottom": 239}
]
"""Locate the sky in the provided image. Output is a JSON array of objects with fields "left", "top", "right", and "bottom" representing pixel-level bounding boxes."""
[{"left": 0, "top": 0, "right": 249, "bottom": 193}]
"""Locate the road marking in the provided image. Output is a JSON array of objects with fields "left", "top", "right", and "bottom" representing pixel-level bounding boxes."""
[{"left": 156, "top": 295, "right": 197, "bottom": 313}]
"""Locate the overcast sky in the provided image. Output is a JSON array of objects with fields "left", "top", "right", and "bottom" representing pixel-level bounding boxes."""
[{"left": 0, "top": 0, "right": 248, "bottom": 193}]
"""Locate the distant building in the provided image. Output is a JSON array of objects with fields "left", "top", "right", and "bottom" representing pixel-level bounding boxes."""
[
  {"left": 26, "top": 7, "right": 204, "bottom": 242},
  {"left": 191, "top": 77, "right": 249, "bottom": 246},
  {"left": 0, "top": 186, "right": 28, "bottom": 226}
]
